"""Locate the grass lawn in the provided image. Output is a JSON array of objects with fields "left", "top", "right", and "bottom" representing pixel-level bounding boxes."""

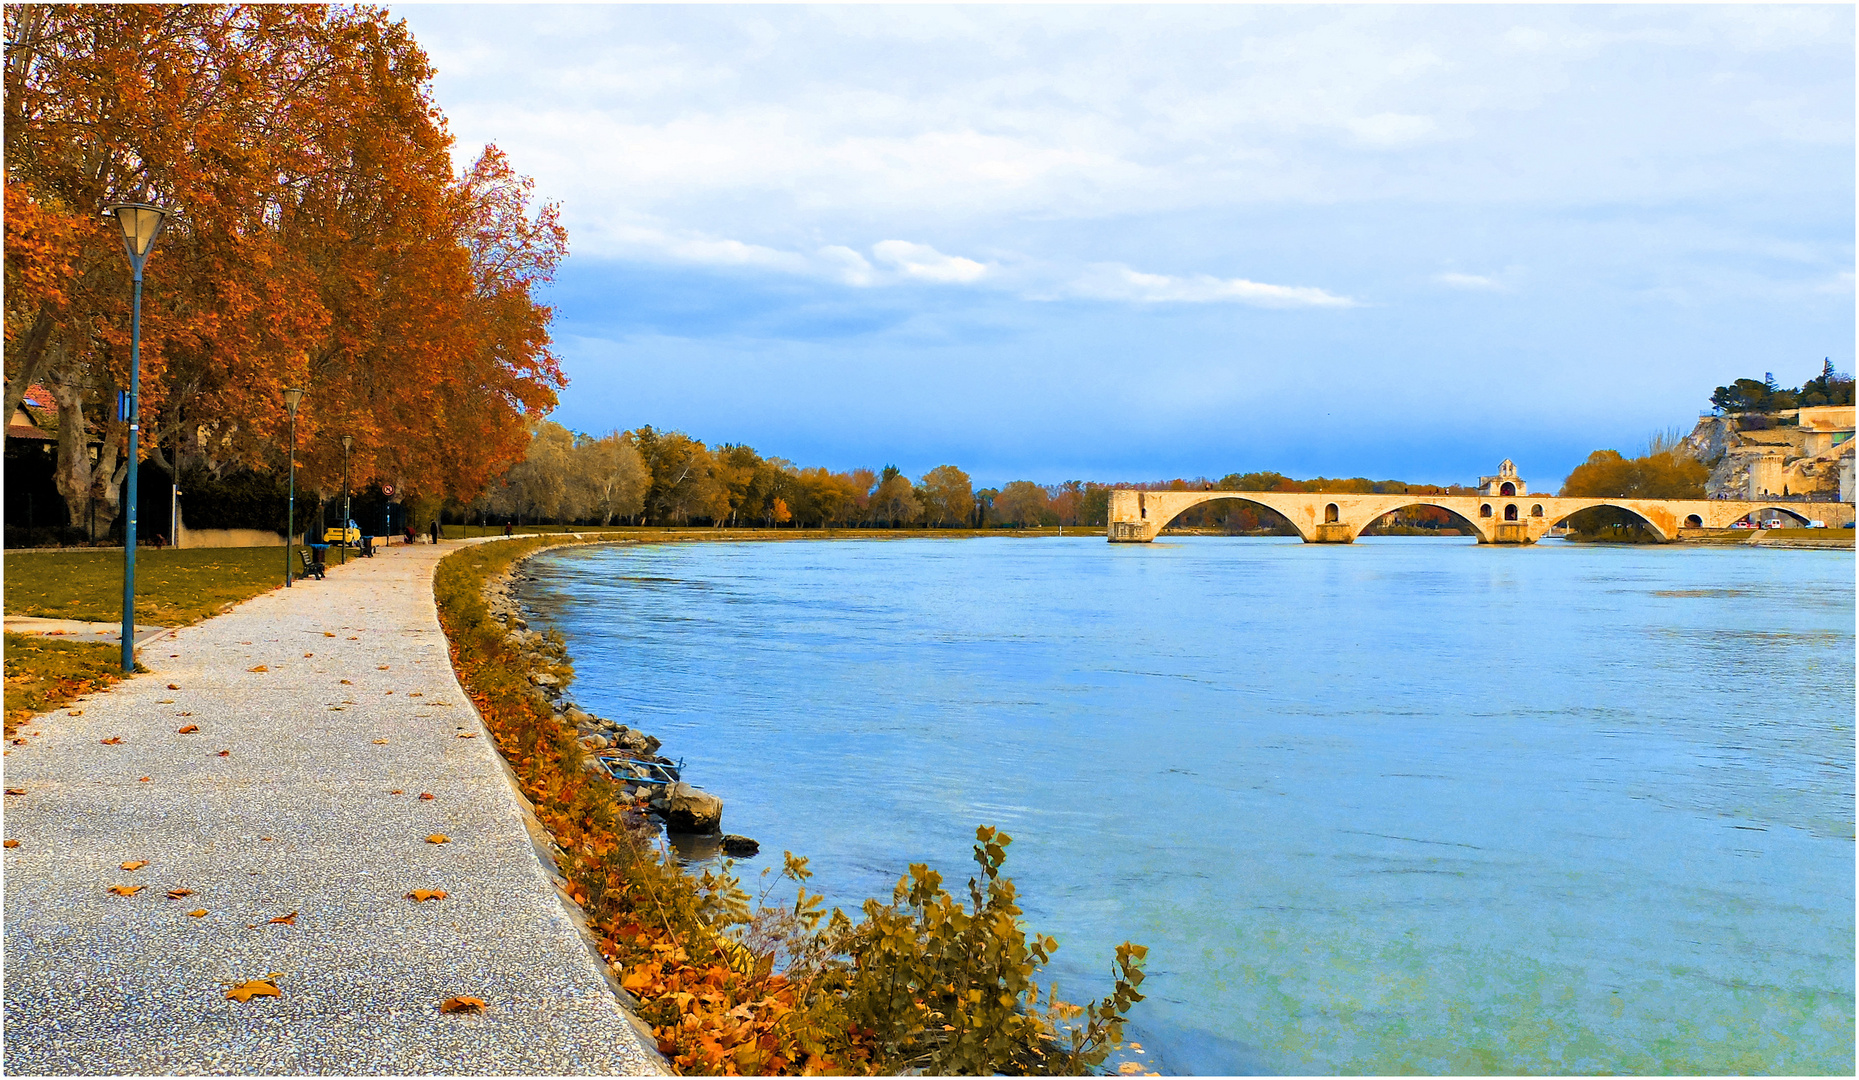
[
  {"left": 3, "top": 545, "right": 288, "bottom": 625},
  {"left": 2, "top": 632, "right": 127, "bottom": 736}
]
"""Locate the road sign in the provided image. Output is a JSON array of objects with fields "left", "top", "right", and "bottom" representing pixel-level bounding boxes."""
[{"left": 382, "top": 485, "right": 395, "bottom": 497}]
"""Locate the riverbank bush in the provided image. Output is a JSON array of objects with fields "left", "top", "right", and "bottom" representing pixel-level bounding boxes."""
[{"left": 432, "top": 536, "right": 1147, "bottom": 1075}]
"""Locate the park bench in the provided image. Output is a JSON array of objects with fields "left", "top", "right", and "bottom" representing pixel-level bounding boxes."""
[{"left": 298, "top": 548, "right": 326, "bottom": 581}]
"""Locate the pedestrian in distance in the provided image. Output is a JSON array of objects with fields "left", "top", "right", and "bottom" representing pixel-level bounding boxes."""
[{"left": 429, "top": 518, "right": 441, "bottom": 545}]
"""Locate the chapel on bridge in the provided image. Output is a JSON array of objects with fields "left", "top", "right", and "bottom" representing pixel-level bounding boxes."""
[{"left": 1478, "top": 460, "right": 1527, "bottom": 498}]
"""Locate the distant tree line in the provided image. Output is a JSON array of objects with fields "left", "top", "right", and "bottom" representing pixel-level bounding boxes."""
[
  {"left": 453, "top": 428, "right": 1485, "bottom": 535},
  {"left": 1710, "top": 359, "right": 1853, "bottom": 414}
]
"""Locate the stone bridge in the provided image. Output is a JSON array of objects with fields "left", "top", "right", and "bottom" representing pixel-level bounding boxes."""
[{"left": 1106, "top": 488, "right": 1856, "bottom": 544}]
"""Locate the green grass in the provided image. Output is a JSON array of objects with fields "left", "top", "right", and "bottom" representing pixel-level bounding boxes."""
[
  {"left": 3, "top": 545, "right": 289, "bottom": 625},
  {"left": 2, "top": 632, "right": 127, "bottom": 734}
]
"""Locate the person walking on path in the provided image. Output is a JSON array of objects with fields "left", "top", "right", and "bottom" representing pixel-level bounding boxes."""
[
  {"left": 1, "top": 542, "right": 662, "bottom": 1075},
  {"left": 430, "top": 518, "right": 441, "bottom": 545}
]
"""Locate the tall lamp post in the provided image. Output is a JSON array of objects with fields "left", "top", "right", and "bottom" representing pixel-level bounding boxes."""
[
  {"left": 339, "top": 433, "right": 352, "bottom": 565},
  {"left": 283, "top": 387, "right": 304, "bottom": 586},
  {"left": 102, "top": 201, "right": 170, "bottom": 673}
]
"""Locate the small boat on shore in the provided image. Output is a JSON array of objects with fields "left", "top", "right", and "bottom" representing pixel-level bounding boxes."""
[{"left": 597, "top": 754, "right": 683, "bottom": 788}]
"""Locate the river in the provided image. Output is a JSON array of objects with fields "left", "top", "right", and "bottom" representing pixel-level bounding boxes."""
[{"left": 518, "top": 535, "right": 1854, "bottom": 1074}]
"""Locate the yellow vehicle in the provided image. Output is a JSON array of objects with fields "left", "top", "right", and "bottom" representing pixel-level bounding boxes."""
[{"left": 323, "top": 524, "right": 361, "bottom": 545}]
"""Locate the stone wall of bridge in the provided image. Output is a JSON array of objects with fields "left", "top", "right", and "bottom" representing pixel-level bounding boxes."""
[{"left": 1107, "top": 489, "right": 1854, "bottom": 544}]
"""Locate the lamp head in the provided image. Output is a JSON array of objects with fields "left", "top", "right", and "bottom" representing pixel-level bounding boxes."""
[
  {"left": 101, "top": 202, "right": 170, "bottom": 262},
  {"left": 341, "top": 434, "right": 353, "bottom": 452},
  {"left": 283, "top": 387, "right": 304, "bottom": 412}
]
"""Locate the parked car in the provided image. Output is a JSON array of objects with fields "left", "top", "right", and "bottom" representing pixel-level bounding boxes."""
[{"left": 1807, "top": 520, "right": 1827, "bottom": 528}]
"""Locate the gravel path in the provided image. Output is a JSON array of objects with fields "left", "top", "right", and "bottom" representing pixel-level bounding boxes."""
[{"left": 3, "top": 541, "right": 665, "bottom": 1075}]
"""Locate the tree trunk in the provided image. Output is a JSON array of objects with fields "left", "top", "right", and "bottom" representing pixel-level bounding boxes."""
[{"left": 2, "top": 309, "right": 58, "bottom": 450}]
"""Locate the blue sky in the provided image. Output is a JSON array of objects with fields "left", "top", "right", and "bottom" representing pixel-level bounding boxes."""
[{"left": 393, "top": 4, "right": 1853, "bottom": 488}]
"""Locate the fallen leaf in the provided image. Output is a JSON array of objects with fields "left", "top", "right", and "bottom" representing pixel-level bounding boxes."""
[
  {"left": 1118, "top": 1064, "right": 1145, "bottom": 1076},
  {"left": 324, "top": 632, "right": 335, "bottom": 637},
  {"left": 4, "top": 839, "right": 18, "bottom": 848},
  {"left": 267, "top": 911, "right": 298, "bottom": 925},
  {"left": 426, "top": 834, "right": 450, "bottom": 844},
  {"left": 100, "top": 737, "right": 123, "bottom": 745},
  {"left": 377, "top": 665, "right": 390, "bottom": 670},
  {"left": 457, "top": 733, "right": 477, "bottom": 739},
  {"left": 178, "top": 724, "right": 199, "bottom": 734},
  {"left": 440, "top": 996, "right": 485, "bottom": 1013},
  {"left": 339, "top": 679, "right": 353, "bottom": 685},
  {"left": 68, "top": 709, "right": 83, "bottom": 716},
  {"left": 107, "top": 885, "right": 144, "bottom": 896},
  {"left": 385, "top": 690, "right": 394, "bottom": 695},
  {"left": 372, "top": 739, "right": 389, "bottom": 745},
  {"left": 409, "top": 692, "right": 424, "bottom": 698},
  {"left": 248, "top": 665, "right": 268, "bottom": 673},
  {"left": 139, "top": 776, "right": 151, "bottom": 782},
  {"left": 217, "top": 750, "right": 231, "bottom": 757},
  {"left": 5, "top": 788, "right": 23, "bottom": 796},
  {"left": 303, "top": 653, "right": 314, "bottom": 658},
  {"left": 406, "top": 889, "right": 448, "bottom": 902},
  {"left": 226, "top": 978, "right": 280, "bottom": 1002},
  {"left": 121, "top": 860, "right": 149, "bottom": 871},
  {"left": 188, "top": 909, "right": 207, "bottom": 917},
  {"left": 418, "top": 792, "right": 435, "bottom": 801},
  {"left": 348, "top": 635, "right": 358, "bottom": 640},
  {"left": 388, "top": 789, "right": 404, "bottom": 795},
  {"left": 168, "top": 888, "right": 194, "bottom": 899},
  {"left": 167, "top": 684, "right": 180, "bottom": 690}
]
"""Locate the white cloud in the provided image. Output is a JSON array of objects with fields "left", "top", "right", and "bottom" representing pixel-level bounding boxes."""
[
  {"left": 1066, "top": 263, "right": 1357, "bottom": 308},
  {"left": 871, "top": 240, "right": 990, "bottom": 284},
  {"left": 1435, "top": 272, "right": 1508, "bottom": 291}
]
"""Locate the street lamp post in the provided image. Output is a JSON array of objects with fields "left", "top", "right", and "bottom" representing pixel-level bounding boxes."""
[
  {"left": 340, "top": 433, "right": 352, "bottom": 566},
  {"left": 283, "top": 388, "right": 304, "bottom": 586},
  {"left": 102, "top": 201, "right": 170, "bottom": 673}
]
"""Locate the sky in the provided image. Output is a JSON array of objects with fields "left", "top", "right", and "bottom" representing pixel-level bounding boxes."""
[{"left": 392, "top": 4, "right": 1854, "bottom": 488}]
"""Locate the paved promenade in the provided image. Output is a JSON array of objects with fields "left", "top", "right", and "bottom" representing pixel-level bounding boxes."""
[{"left": 3, "top": 542, "right": 663, "bottom": 1074}]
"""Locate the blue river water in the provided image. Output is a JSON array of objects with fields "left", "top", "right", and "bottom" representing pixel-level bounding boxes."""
[{"left": 519, "top": 536, "right": 1854, "bottom": 1075}]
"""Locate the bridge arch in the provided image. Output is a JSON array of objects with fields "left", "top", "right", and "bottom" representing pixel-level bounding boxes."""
[
  {"left": 1149, "top": 493, "right": 1317, "bottom": 541},
  {"left": 1733, "top": 504, "right": 1815, "bottom": 527},
  {"left": 1355, "top": 500, "right": 1492, "bottom": 543},
  {"left": 1544, "top": 500, "right": 1672, "bottom": 542}
]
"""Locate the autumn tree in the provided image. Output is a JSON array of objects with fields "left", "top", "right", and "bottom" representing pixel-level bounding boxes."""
[
  {"left": 571, "top": 432, "right": 648, "bottom": 525},
  {"left": 870, "top": 464, "right": 922, "bottom": 527},
  {"left": 918, "top": 465, "right": 974, "bottom": 526},
  {"left": 4, "top": 5, "right": 565, "bottom": 538},
  {"left": 991, "top": 480, "right": 1050, "bottom": 527}
]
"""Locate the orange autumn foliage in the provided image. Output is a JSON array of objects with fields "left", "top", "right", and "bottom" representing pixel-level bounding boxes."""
[{"left": 3, "top": 4, "right": 566, "bottom": 530}]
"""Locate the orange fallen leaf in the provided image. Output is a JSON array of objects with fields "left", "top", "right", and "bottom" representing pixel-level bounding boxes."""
[
  {"left": 377, "top": 665, "right": 390, "bottom": 670},
  {"left": 178, "top": 725, "right": 199, "bottom": 734},
  {"left": 168, "top": 888, "right": 194, "bottom": 899},
  {"left": 303, "top": 653, "right": 314, "bottom": 658},
  {"left": 348, "top": 635, "right": 358, "bottom": 640},
  {"left": 385, "top": 690, "right": 394, "bottom": 695},
  {"left": 68, "top": 709, "right": 83, "bottom": 716},
  {"left": 406, "top": 889, "right": 448, "bottom": 902},
  {"left": 6, "top": 788, "right": 24, "bottom": 796},
  {"left": 121, "top": 860, "right": 149, "bottom": 871},
  {"left": 324, "top": 632, "right": 335, "bottom": 637},
  {"left": 418, "top": 792, "right": 435, "bottom": 801},
  {"left": 373, "top": 739, "right": 389, "bottom": 745},
  {"left": 440, "top": 996, "right": 485, "bottom": 1013},
  {"left": 4, "top": 839, "right": 18, "bottom": 848},
  {"left": 457, "top": 733, "right": 477, "bottom": 739},
  {"left": 188, "top": 908, "right": 207, "bottom": 917},
  {"left": 107, "top": 885, "right": 144, "bottom": 896},
  {"left": 167, "top": 684, "right": 181, "bottom": 690},
  {"left": 225, "top": 978, "right": 280, "bottom": 1002},
  {"left": 100, "top": 737, "right": 123, "bottom": 745},
  {"left": 426, "top": 834, "right": 450, "bottom": 844},
  {"left": 389, "top": 789, "right": 404, "bottom": 795},
  {"left": 139, "top": 776, "right": 151, "bottom": 782},
  {"left": 267, "top": 911, "right": 298, "bottom": 925},
  {"left": 340, "top": 679, "right": 353, "bottom": 685},
  {"left": 409, "top": 692, "right": 424, "bottom": 698},
  {"left": 217, "top": 750, "right": 231, "bottom": 757},
  {"left": 248, "top": 665, "right": 268, "bottom": 673}
]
